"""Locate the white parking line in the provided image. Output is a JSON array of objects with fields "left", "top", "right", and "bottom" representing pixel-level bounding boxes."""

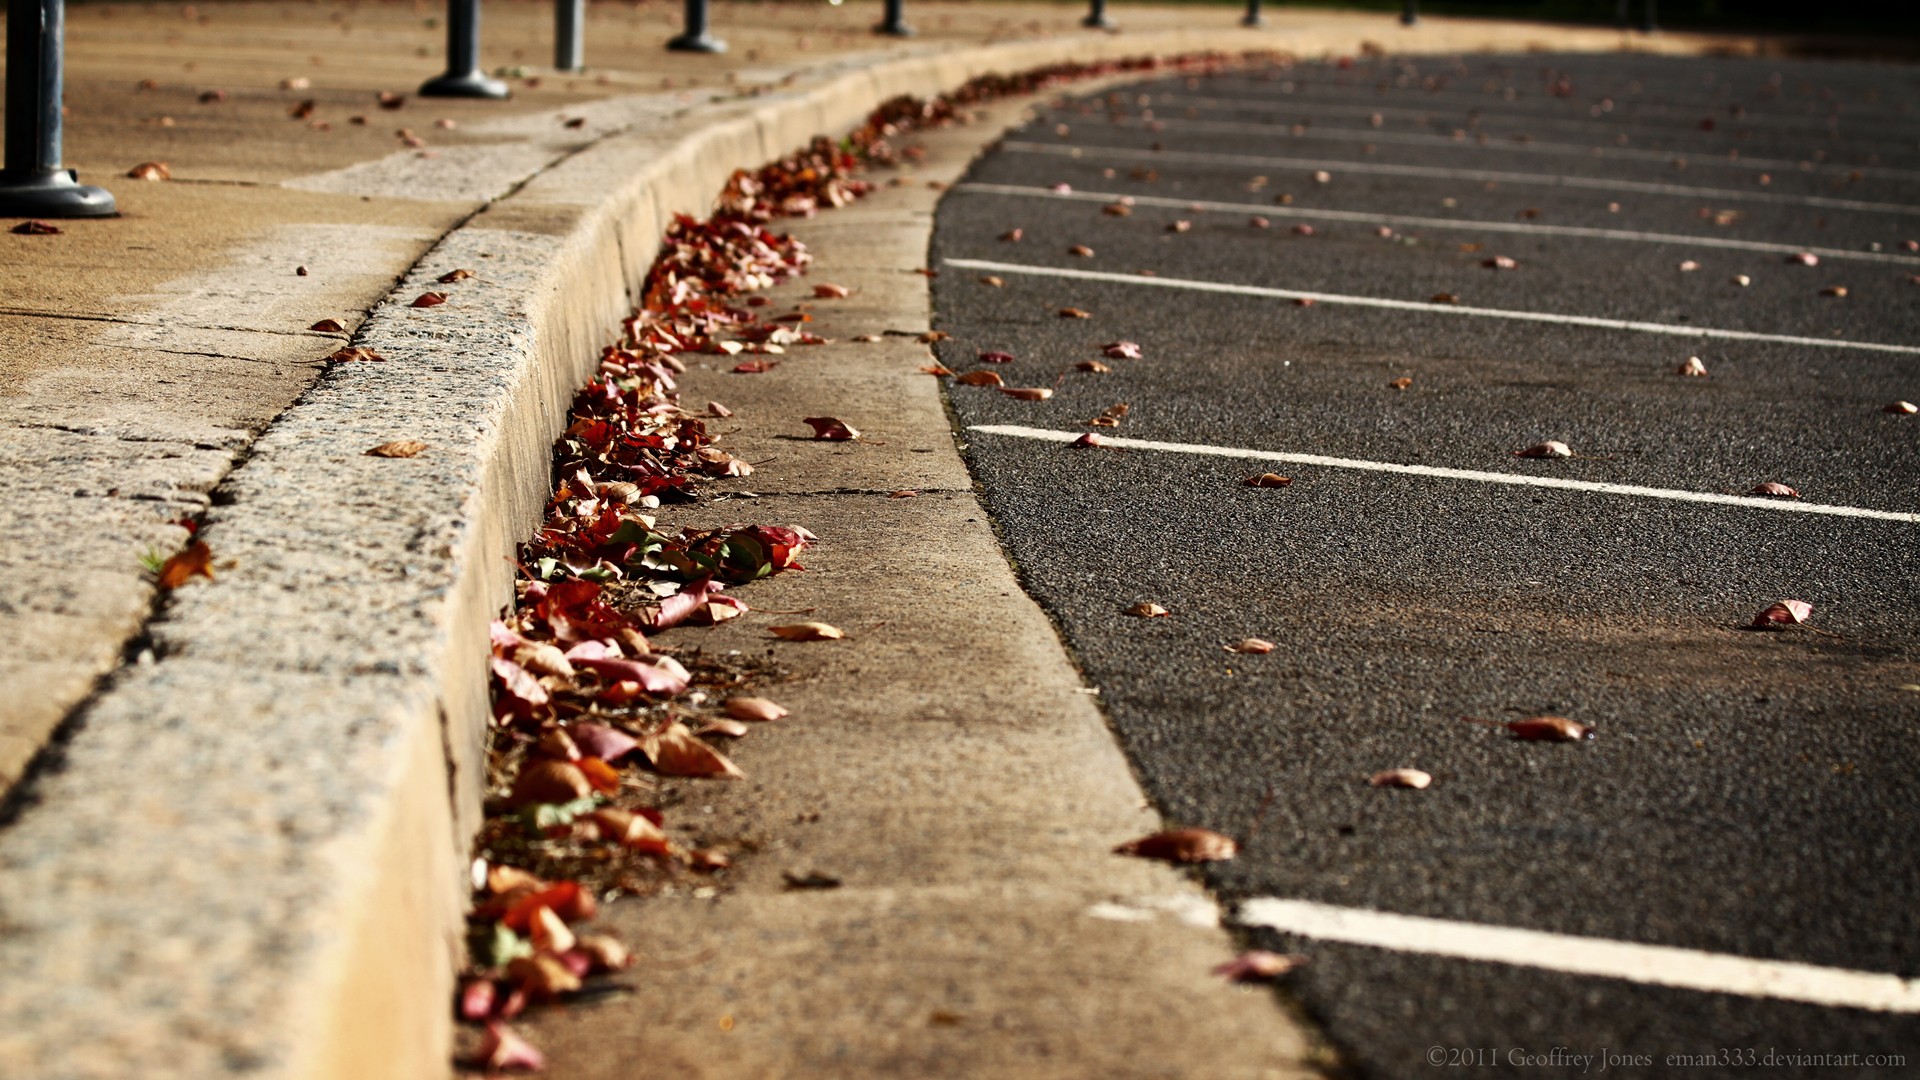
[
  {"left": 1095, "top": 114, "right": 1920, "bottom": 184},
  {"left": 952, "top": 183, "right": 1920, "bottom": 266},
  {"left": 1001, "top": 141, "right": 1920, "bottom": 217},
  {"left": 963, "top": 425, "right": 1920, "bottom": 524},
  {"left": 944, "top": 258, "right": 1920, "bottom": 357},
  {"left": 1237, "top": 898, "right": 1920, "bottom": 1014}
]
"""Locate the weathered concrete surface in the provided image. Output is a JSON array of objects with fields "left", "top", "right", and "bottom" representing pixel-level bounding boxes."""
[{"left": 0, "top": 3, "right": 1772, "bottom": 1079}]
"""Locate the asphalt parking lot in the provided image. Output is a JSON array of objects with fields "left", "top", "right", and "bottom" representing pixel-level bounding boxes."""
[{"left": 929, "top": 51, "right": 1920, "bottom": 1077}]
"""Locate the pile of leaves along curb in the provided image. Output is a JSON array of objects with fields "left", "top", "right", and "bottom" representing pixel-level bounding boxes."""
[{"left": 455, "top": 51, "right": 1247, "bottom": 1073}]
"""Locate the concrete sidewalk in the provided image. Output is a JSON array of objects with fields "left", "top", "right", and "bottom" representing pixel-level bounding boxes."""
[{"left": 0, "top": 3, "right": 1760, "bottom": 1077}]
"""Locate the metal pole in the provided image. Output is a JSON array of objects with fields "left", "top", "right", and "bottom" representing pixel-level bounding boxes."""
[
  {"left": 874, "top": 0, "right": 913, "bottom": 37},
  {"left": 666, "top": 0, "right": 726, "bottom": 53},
  {"left": 420, "top": 0, "right": 509, "bottom": 98},
  {"left": 1400, "top": 0, "right": 1418, "bottom": 27},
  {"left": 1639, "top": 0, "right": 1658, "bottom": 32},
  {"left": 1241, "top": 0, "right": 1262, "bottom": 29},
  {"left": 0, "top": 0, "right": 114, "bottom": 217},
  {"left": 1083, "top": 0, "right": 1113, "bottom": 30},
  {"left": 555, "top": 0, "right": 584, "bottom": 71}
]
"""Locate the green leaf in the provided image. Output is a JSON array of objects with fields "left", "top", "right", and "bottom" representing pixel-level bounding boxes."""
[
  {"left": 523, "top": 795, "right": 600, "bottom": 832},
  {"left": 478, "top": 922, "right": 535, "bottom": 969}
]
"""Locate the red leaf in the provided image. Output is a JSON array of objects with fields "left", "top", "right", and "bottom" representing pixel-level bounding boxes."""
[
  {"left": 11, "top": 220, "right": 62, "bottom": 235},
  {"left": 1507, "top": 716, "right": 1594, "bottom": 742},
  {"left": 803, "top": 416, "right": 861, "bottom": 440},
  {"left": 1213, "top": 951, "right": 1307, "bottom": 982},
  {"left": 1751, "top": 599, "right": 1813, "bottom": 628},
  {"left": 469, "top": 1021, "right": 545, "bottom": 1072},
  {"left": 410, "top": 291, "right": 448, "bottom": 308},
  {"left": 1114, "top": 828, "right": 1237, "bottom": 863}
]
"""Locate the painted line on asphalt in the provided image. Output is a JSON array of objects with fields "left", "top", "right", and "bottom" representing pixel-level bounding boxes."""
[
  {"left": 1001, "top": 141, "right": 1920, "bottom": 217},
  {"left": 1095, "top": 114, "right": 1920, "bottom": 184},
  {"left": 1237, "top": 898, "right": 1920, "bottom": 1014},
  {"left": 962, "top": 425, "right": 1920, "bottom": 524},
  {"left": 944, "top": 258, "right": 1920, "bottom": 357},
  {"left": 952, "top": 183, "right": 1920, "bottom": 266}
]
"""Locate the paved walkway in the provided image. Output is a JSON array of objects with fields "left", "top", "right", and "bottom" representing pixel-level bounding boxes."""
[{"left": 0, "top": 4, "right": 1764, "bottom": 1078}]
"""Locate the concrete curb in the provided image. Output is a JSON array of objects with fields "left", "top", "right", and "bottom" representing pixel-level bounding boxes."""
[{"left": 0, "top": 19, "right": 1753, "bottom": 1080}]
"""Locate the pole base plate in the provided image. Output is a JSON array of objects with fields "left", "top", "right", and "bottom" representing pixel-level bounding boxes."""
[{"left": 0, "top": 170, "right": 117, "bottom": 219}]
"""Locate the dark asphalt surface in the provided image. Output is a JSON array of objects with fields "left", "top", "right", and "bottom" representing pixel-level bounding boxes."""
[{"left": 928, "top": 52, "right": 1920, "bottom": 1078}]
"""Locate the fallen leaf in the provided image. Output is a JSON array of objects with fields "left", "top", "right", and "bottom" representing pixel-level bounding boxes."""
[
  {"left": 377, "top": 90, "right": 406, "bottom": 109},
  {"left": 708, "top": 400, "right": 734, "bottom": 417},
  {"left": 1102, "top": 341, "right": 1142, "bottom": 359},
  {"left": 437, "top": 268, "right": 476, "bottom": 283},
  {"left": 1514, "top": 440, "right": 1572, "bottom": 459},
  {"left": 1429, "top": 293, "right": 1460, "bottom": 304},
  {"left": 813, "top": 283, "right": 851, "bottom": 298},
  {"left": 955, "top": 370, "right": 1004, "bottom": 387},
  {"left": 308, "top": 318, "right": 346, "bottom": 333},
  {"left": 1507, "top": 716, "right": 1594, "bottom": 742},
  {"left": 1677, "top": 356, "right": 1709, "bottom": 377},
  {"left": 1294, "top": 298, "right": 1316, "bottom": 307},
  {"left": 1168, "top": 220, "right": 1192, "bottom": 233},
  {"left": 1292, "top": 224, "right": 1316, "bottom": 236},
  {"left": 1069, "top": 244, "right": 1095, "bottom": 257},
  {"left": 1072, "top": 432, "right": 1109, "bottom": 448},
  {"left": 1245, "top": 473, "right": 1292, "bottom": 488},
  {"left": 802, "top": 416, "right": 860, "bottom": 440},
  {"left": 469, "top": 1021, "right": 546, "bottom": 1072},
  {"left": 197, "top": 89, "right": 227, "bottom": 104},
  {"left": 977, "top": 351, "right": 1016, "bottom": 364},
  {"left": 575, "top": 934, "right": 632, "bottom": 971},
  {"left": 584, "top": 808, "right": 668, "bottom": 852},
  {"left": 771, "top": 621, "right": 844, "bottom": 641},
  {"left": 1389, "top": 376, "right": 1414, "bottom": 390},
  {"left": 1250, "top": 216, "right": 1271, "bottom": 229},
  {"left": 10, "top": 220, "right": 61, "bottom": 235},
  {"left": 1368, "top": 768, "right": 1432, "bottom": 789},
  {"left": 410, "top": 291, "right": 448, "bottom": 307},
  {"left": 1102, "top": 202, "right": 1132, "bottom": 217},
  {"left": 568, "top": 722, "right": 639, "bottom": 762},
  {"left": 576, "top": 757, "right": 621, "bottom": 794},
  {"left": 1751, "top": 599, "right": 1813, "bottom": 628},
  {"left": 1213, "top": 951, "right": 1307, "bottom": 982},
  {"left": 505, "top": 954, "right": 580, "bottom": 1000},
  {"left": 529, "top": 905, "right": 576, "bottom": 954},
  {"left": 978, "top": 275, "right": 1005, "bottom": 287},
  {"left": 459, "top": 978, "right": 498, "bottom": 1021},
  {"left": 1077, "top": 360, "right": 1111, "bottom": 373},
  {"left": 1000, "top": 228, "right": 1024, "bottom": 242},
  {"left": 697, "top": 718, "right": 750, "bottom": 738},
  {"left": 918, "top": 330, "right": 951, "bottom": 343},
  {"left": 1312, "top": 170, "right": 1332, "bottom": 184},
  {"left": 1482, "top": 255, "right": 1518, "bottom": 270},
  {"left": 1884, "top": 400, "right": 1918, "bottom": 414},
  {"left": 157, "top": 540, "right": 214, "bottom": 589},
  {"left": 1677, "top": 260, "right": 1701, "bottom": 272},
  {"left": 687, "top": 848, "right": 732, "bottom": 870},
  {"left": 643, "top": 721, "right": 745, "bottom": 778},
  {"left": 1732, "top": 274, "right": 1752, "bottom": 286},
  {"left": 889, "top": 489, "right": 919, "bottom": 498},
  {"left": 920, "top": 364, "right": 955, "bottom": 377},
  {"left": 1113, "top": 828, "right": 1236, "bottom": 863},
  {"left": 1821, "top": 285, "right": 1849, "bottom": 298},
  {"left": 510, "top": 759, "right": 594, "bottom": 806},
  {"left": 725, "top": 696, "right": 789, "bottom": 722},
  {"left": 1226, "top": 638, "right": 1275, "bottom": 654},
  {"left": 366, "top": 440, "right": 427, "bottom": 458},
  {"left": 327, "top": 346, "right": 385, "bottom": 363},
  {"left": 1124, "top": 601, "right": 1170, "bottom": 618},
  {"left": 1749, "top": 482, "right": 1800, "bottom": 498},
  {"left": 1000, "top": 387, "right": 1053, "bottom": 401},
  {"left": 732, "top": 359, "right": 778, "bottom": 374},
  {"left": 1787, "top": 252, "right": 1819, "bottom": 266},
  {"left": 1058, "top": 307, "right": 1092, "bottom": 319},
  {"left": 126, "top": 161, "right": 171, "bottom": 181}
]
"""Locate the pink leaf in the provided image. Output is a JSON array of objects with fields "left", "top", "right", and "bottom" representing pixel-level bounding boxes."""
[{"left": 1751, "top": 599, "right": 1813, "bottom": 628}]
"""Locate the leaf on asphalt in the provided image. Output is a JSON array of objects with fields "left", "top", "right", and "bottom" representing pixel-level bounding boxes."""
[
  {"left": 1429, "top": 293, "right": 1460, "bottom": 304},
  {"left": 411, "top": 291, "right": 448, "bottom": 308},
  {"left": 1226, "top": 638, "right": 1276, "bottom": 654},
  {"left": 1514, "top": 440, "right": 1572, "bottom": 459},
  {"left": 1113, "top": 828, "right": 1237, "bottom": 863},
  {"left": 366, "top": 439, "right": 427, "bottom": 458},
  {"left": 438, "top": 268, "right": 476, "bottom": 283},
  {"left": 1482, "top": 255, "right": 1518, "bottom": 270},
  {"left": 918, "top": 330, "right": 951, "bottom": 343},
  {"left": 1072, "top": 432, "right": 1109, "bottom": 448},
  {"left": 535, "top": 727, "right": 580, "bottom": 762},
  {"left": 1786, "top": 252, "right": 1819, "bottom": 266},
  {"left": 1250, "top": 216, "right": 1271, "bottom": 229},
  {"left": 698, "top": 718, "right": 750, "bottom": 738},
  {"left": 977, "top": 350, "right": 1016, "bottom": 364},
  {"left": 1245, "top": 473, "right": 1292, "bottom": 488},
  {"left": 1087, "top": 403, "right": 1130, "bottom": 428},
  {"left": 1000, "top": 387, "right": 1053, "bottom": 401},
  {"left": 1291, "top": 224, "right": 1316, "bottom": 236},
  {"left": 1124, "top": 601, "right": 1170, "bottom": 618},
  {"left": 1058, "top": 307, "right": 1092, "bottom": 319},
  {"left": 1369, "top": 768, "right": 1433, "bottom": 789},
  {"left": 127, "top": 161, "right": 172, "bottom": 181},
  {"left": 11, "top": 220, "right": 61, "bottom": 235},
  {"left": 1102, "top": 341, "right": 1143, "bottom": 359},
  {"left": 1751, "top": 599, "right": 1813, "bottom": 628},
  {"left": 813, "top": 283, "right": 852, "bottom": 298},
  {"left": 1820, "top": 285, "right": 1849, "bottom": 298},
  {"left": 725, "top": 696, "right": 789, "bottom": 722},
  {"left": 1749, "top": 482, "right": 1799, "bottom": 498},
  {"left": 920, "top": 364, "right": 955, "bottom": 377},
  {"left": 803, "top": 416, "right": 860, "bottom": 440},
  {"left": 568, "top": 722, "right": 640, "bottom": 762},
  {"left": 955, "top": 370, "right": 1003, "bottom": 387},
  {"left": 999, "top": 228, "right": 1024, "bottom": 242},
  {"left": 733, "top": 359, "right": 778, "bottom": 373},
  {"left": 510, "top": 759, "right": 593, "bottom": 806},
  {"left": 979, "top": 275, "right": 1005, "bottom": 287},
  {"left": 1884, "top": 400, "right": 1918, "bottom": 414},
  {"left": 643, "top": 721, "right": 745, "bottom": 779},
  {"left": 572, "top": 652, "right": 691, "bottom": 696},
  {"left": 1167, "top": 220, "right": 1192, "bottom": 233},
  {"left": 1102, "top": 202, "right": 1132, "bottom": 216},
  {"left": 1677, "top": 260, "right": 1701, "bottom": 272},
  {"left": 1312, "top": 170, "right": 1332, "bottom": 184},
  {"left": 1388, "top": 376, "right": 1414, "bottom": 390},
  {"left": 1732, "top": 274, "right": 1752, "bottom": 286},
  {"left": 1507, "top": 716, "right": 1595, "bottom": 742},
  {"left": 1677, "top": 356, "right": 1709, "bottom": 377},
  {"left": 469, "top": 1021, "right": 546, "bottom": 1072},
  {"left": 1213, "top": 951, "right": 1307, "bottom": 982},
  {"left": 1077, "top": 360, "right": 1111, "bottom": 373},
  {"left": 771, "top": 621, "right": 844, "bottom": 641},
  {"left": 155, "top": 540, "right": 215, "bottom": 589},
  {"left": 1069, "top": 244, "right": 1095, "bottom": 257},
  {"left": 584, "top": 808, "right": 668, "bottom": 853}
]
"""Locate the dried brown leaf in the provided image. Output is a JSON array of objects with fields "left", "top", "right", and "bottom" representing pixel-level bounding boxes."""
[
  {"left": 1507, "top": 716, "right": 1594, "bottom": 742},
  {"left": 1751, "top": 599, "right": 1813, "bottom": 628},
  {"left": 643, "top": 721, "right": 745, "bottom": 779},
  {"left": 1213, "top": 951, "right": 1307, "bottom": 982},
  {"left": 126, "top": 161, "right": 172, "bottom": 181},
  {"left": 1000, "top": 387, "right": 1053, "bottom": 401},
  {"left": 1114, "top": 828, "right": 1236, "bottom": 863},
  {"left": 770, "top": 621, "right": 844, "bottom": 641},
  {"left": 955, "top": 370, "right": 1004, "bottom": 387},
  {"left": 1368, "top": 768, "right": 1433, "bottom": 789},
  {"left": 157, "top": 540, "right": 214, "bottom": 589},
  {"left": 1226, "top": 637, "right": 1276, "bottom": 654},
  {"left": 366, "top": 440, "right": 427, "bottom": 458},
  {"left": 1245, "top": 473, "right": 1292, "bottom": 488},
  {"left": 1124, "top": 601, "right": 1170, "bottom": 618},
  {"left": 725, "top": 696, "right": 790, "bottom": 722},
  {"left": 803, "top": 416, "right": 860, "bottom": 441}
]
